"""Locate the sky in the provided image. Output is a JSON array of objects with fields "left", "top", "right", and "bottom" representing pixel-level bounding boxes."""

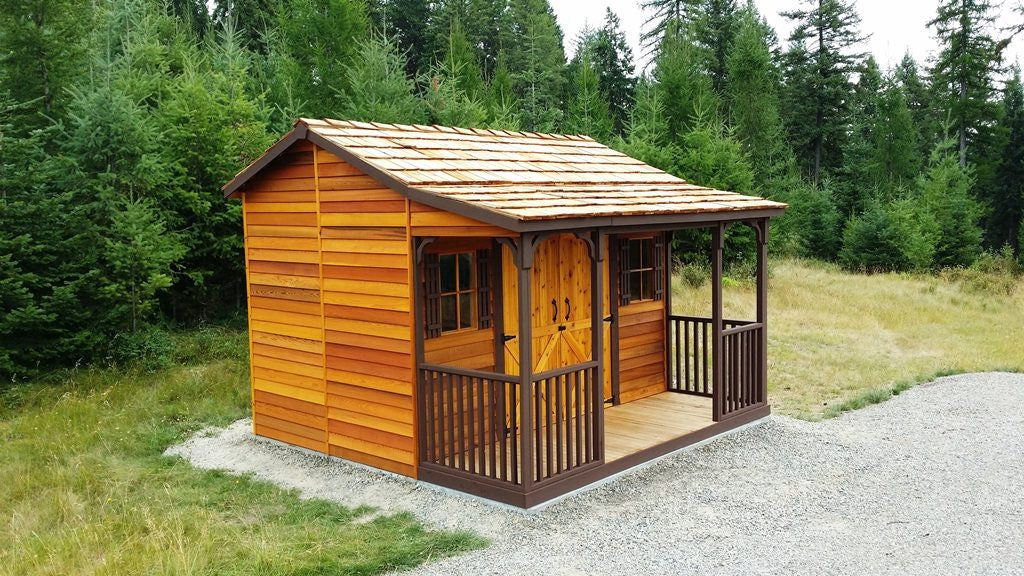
[{"left": 550, "top": 0, "right": 1024, "bottom": 73}]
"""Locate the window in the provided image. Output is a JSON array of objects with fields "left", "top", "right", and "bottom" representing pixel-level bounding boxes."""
[
  {"left": 423, "top": 248, "right": 493, "bottom": 339},
  {"left": 618, "top": 235, "right": 664, "bottom": 306},
  {"left": 439, "top": 252, "right": 475, "bottom": 332}
]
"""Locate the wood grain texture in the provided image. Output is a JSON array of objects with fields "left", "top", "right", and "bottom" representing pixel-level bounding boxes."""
[{"left": 617, "top": 299, "right": 666, "bottom": 401}]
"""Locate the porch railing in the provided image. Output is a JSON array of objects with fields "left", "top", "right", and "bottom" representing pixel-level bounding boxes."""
[
  {"left": 667, "top": 315, "right": 765, "bottom": 419},
  {"left": 417, "top": 360, "right": 602, "bottom": 491}
]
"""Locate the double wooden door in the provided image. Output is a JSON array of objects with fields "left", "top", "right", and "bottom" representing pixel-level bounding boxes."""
[{"left": 501, "top": 234, "right": 611, "bottom": 400}]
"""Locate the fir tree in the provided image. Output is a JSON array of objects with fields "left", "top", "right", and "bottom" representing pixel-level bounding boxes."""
[
  {"left": 691, "top": 0, "right": 739, "bottom": 95},
  {"left": 640, "top": 0, "right": 697, "bottom": 60},
  {"left": 894, "top": 53, "right": 937, "bottom": 155},
  {"left": 483, "top": 52, "right": 522, "bottom": 130},
  {"left": 583, "top": 9, "right": 636, "bottom": 134},
  {"left": 506, "top": 0, "right": 566, "bottom": 131},
  {"left": 343, "top": 33, "right": 426, "bottom": 124},
  {"left": 653, "top": 20, "right": 719, "bottom": 142},
  {"left": 872, "top": 75, "right": 921, "bottom": 193},
  {"left": 374, "top": 0, "right": 432, "bottom": 76},
  {"left": 928, "top": 0, "right": 1004, "bottom": 168},
  {"left": 781, "top": 0, "right": 867, "bottom": 184},
  {"left": 212, "top": 0, "right": 278, "bottom": 52},
  {"left": 725, "top": 6, "right": 796, "bottom": 193},
  {"left": 565, "top": 55, "right": 614, "bottom": 141},
  {"left": 0, "top": 0, "right": 92, "bottom": 130},
  {"left": 993, "top": 67, "right": 1024, "bottom": 256},
  {"left": 424, "top": 21, "right": 488, "bottom": 127},
  {"left": 916, "top": 136, "right": 983, "bottom": 268}
]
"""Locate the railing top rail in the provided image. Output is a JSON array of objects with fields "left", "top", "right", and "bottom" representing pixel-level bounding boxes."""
[
  {"left": 722, "top": 322, "right": 764, "bottom": 337},
  {"left": 419, "top": 363, "right": 518, "bottom": 383},
  {"left": 668, "top": 314, "right": 755, "bottom": 326},
  {"left": 531, "top": 360, "right": 599, "bottom": 383}
]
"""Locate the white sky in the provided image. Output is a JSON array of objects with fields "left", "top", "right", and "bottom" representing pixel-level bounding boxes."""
[{"left": 551, "top": 0, "right": 1024, "bottom": 73}]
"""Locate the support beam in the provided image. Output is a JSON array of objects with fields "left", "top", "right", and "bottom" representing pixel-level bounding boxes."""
[
  {"left": 755, "top": 219, "right": 769, "bottom": 405},
  {"left": 517, "top": 233, "right": 536, "bottom": 489},
  {"left": 492, "top": 238, "right": 506, "bottom": 375},
  {"left": 710, "top": 223, "right": 724, "bottom": 422},
  {"left": 589, "top": 229, "right": 606, "bottom": 461}
]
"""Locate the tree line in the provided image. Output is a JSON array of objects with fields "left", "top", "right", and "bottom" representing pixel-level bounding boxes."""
[{"left": 0, "top": 0, "right": 1022, "bottom": 377}]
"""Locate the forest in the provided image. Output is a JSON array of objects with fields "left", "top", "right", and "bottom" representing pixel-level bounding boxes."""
[{"left": 0, "top": 0, "right": 1022, "bottom": 378}]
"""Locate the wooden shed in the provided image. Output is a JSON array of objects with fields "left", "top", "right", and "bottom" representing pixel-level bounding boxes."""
[{"left": 223, "top": 118, "right": 786, "bottom": 507}]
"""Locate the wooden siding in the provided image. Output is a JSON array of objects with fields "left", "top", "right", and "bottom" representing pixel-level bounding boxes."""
[
  {"left": 243, "top": 140, "right": 328, "bottom": 453},
  {"left": 242, "top": 143, "right": 516, "bottom": 478},
  {"left": 617, "top": 299, "right": 667, "bottom": 403}
]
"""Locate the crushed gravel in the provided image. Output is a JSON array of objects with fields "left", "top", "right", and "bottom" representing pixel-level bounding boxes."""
[{"left": 166, "top": 372, "right": 1024, "bottom": 575}]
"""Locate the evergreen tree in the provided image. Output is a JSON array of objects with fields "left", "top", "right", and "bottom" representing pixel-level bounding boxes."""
[
  {"left": 373, "top": 0, "right": 433, "bottom": 76},
  {"left": 424, "top": 20, "right": 488, "bottom": 127},
  {"left": 272, "top": 0, "right": 369, "bottom": 119},
  {"left": 928, "top": 0, "right": 1003, "bottom": 168},
  {"left": 439, "top": 17, "right": 485, "bottom": 100},
  {"left": 169, "top": 0, "right": 212, "bottom": 38},
  {"left": 483, "top": 52, "right": 522, "bottom": 130},
  {"left": 916, "top": 137, "right": 983, "bottom": 268},
  {"left": 993, "top": 68, "right": 1024, "bottom": 256},
  {"left": 784, "top": 179, "right": 843, "bottom": 260},
  {"left": 640, "top": 0, "right": 697, "bottom": 59},
  {"left": 506, "top": 0, "right": 567, "bottom": 131},
  {"left": 894, "top": 53, "right": 937, "bottom": 156},
  {"left": 565, "top": 55, "right": 614, "bottom": 141},
  {"left": 835, "top": 55, "right": 883, "bottom": 215},
  {"left": 839, "top": 203, "right": 910, "bottom": 272},
  {"left": 781, "top": 0, "right": 867, "bottom": 184},
  {"left": 872, "top": 75, "right": 921, "bottom": 193},
  {"left": 653, "top": 20, "right": 719, "bottom": 142},
  {"left": 584, "top": 9, "right": 636, "bottom": 134},
  {"left": 726, "top": 6, "right": 796, "bottom": 193},
  {"left": 0, "top": 0, "right": 92, "bottom": 130},
  {"left": 343, "top": 33, "right": 426, "bottom": 124},
  {"left": 691, "top": 0, "right": 739, "bottom": 95},
  {"left": 212, "top": 0, "right": 277, "bottom": 52},
  {"left": 616, "top": 78, "right": 678, "bottom": 171}
]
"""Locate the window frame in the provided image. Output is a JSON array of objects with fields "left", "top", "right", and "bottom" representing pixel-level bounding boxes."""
[
  {"left": 436, "top": 250, "right": 478, "bottom": 334},
  {"left": 619, "top": 234, "right": 665, "bottom": 307}
]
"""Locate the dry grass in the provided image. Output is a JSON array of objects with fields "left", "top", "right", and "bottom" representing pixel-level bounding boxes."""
[{"left": 673, "top": 258, "right": 1024, "bottom": 419}]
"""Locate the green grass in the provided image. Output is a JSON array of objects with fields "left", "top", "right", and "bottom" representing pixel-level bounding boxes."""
[
  {"left": 0, "top": 328, "right": 484, "bottom": 576},
  {"left": 673, "top": 258, "right": 1024, "bottom": 419}
]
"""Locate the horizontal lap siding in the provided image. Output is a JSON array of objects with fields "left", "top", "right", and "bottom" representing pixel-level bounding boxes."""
[
  {"left": 318, "top": 149, "right": 416, "bottom": 477},
  {"left": 244, "top": 141, "right": 328, "bottom": 452},
  {"left": 618, "top": 299, "right": 666, "bottom": 403}
]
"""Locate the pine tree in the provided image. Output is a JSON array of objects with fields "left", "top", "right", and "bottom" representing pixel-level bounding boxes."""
[
  {"left": 781, "top": 0, "right": 867, "bottom": 184},
  {"left": 374, "top": 0, "right": 433, "bottom": 77},
  {"left": 343, "top": 33, "right": 426, "bottom": 124},
  {"left": 424, "top": 20, "right": 488, "bottom": 127},
  {"left": 835, "top": 55, "right": 883, "bottom": 215},
  {"left": 993, "top": 68, "right": 1024, "bottom": 256},
  {"left": 565, "top": 55, "right": 614, "bottom": 141},
  {"left": 640, "top": 0, "right": 697, "bottom": 60},
  {"left": 169, "top": 0, "right": 212, "bottom": 38},
  {"left": 928, "top": 0, "right": 1003, "bottom": 168},
  {"left": 725, "top": 6, "right": 796, "bottom": 193},
  {"left": 616, "top": 78, "right": 679, "bottom": 172},
  {"left": 653, "top": 20, "right": 719, "bottom": 142},
  {"left": 483, "top": 52, "right": 522, "bottom": 130},
  {"left": 0, "top": 0, "right": 92, "bottom": 130},
  {"left": 916, "top": 136, "right": 983, "bottom": 268}
]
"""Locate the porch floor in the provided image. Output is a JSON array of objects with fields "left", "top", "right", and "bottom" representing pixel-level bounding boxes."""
[{"left": 605, "top": 392, "right": 714, "bottom": 462}]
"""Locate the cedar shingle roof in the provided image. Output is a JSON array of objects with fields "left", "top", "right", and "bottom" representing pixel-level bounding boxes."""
[{"left": 224, "top": 118, "right": 786, "bottom": 229}]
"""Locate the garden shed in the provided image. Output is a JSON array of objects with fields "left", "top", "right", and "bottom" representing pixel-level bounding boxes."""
[{"left": 223, "top": 118, "right": 786, "bottom": 507}]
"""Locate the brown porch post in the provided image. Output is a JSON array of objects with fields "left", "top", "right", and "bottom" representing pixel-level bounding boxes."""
[
  {"left": 755, "top": 219, "right": 769, "bottom": 405},
  {"left": 589, "top": 229, "right": 606, "bottom": 461},
  {"left": 517, "top": 233, "right": 536, "bottom": 490},
  {"left": 711, "top": 223, "right": 725, "bottom": 422}
]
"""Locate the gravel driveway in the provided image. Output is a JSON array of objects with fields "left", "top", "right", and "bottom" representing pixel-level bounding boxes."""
[{"left": 167, "top": 372, "right": 1024, "bottom": 575}]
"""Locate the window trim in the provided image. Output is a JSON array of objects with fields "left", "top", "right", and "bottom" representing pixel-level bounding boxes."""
[{"left": 622, "top": 237, "right": 656, "bottom": 305}]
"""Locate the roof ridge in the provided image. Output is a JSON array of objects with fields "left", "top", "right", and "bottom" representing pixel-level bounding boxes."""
[{"left": 309, "top": 117, "right": 594, "bottom": 141}]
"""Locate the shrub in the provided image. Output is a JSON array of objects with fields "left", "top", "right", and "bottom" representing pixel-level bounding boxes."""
[
  {"left": 678, "top": 262, "right": 710, "bottom": 288},
  {"left": 782, "top": 180, "right": 842, "bottom": 260},
  {"left": 942, "top": 245, "right": 1023, "bottom": 295},
  {"left": 108, "top": 325, "right": 175, "bottom": 372},
  {"left": 839, "top": 205, "right": 909, "bottom": 272}
]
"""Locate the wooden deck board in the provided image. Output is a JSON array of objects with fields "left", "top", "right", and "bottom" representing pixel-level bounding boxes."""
[{"left": 604, "top": 392, "right": 713, "bottom": 462}]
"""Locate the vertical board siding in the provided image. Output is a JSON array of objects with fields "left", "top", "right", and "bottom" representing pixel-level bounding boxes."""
[
  {"left": 243, "top": 141, "right": 328, "bottom": 452},
  {"left": 317, "top": 149, "right": 416, "bottom": 477},
  {"left": 617, "top": 299, "right": 667, "bottom": 403}
]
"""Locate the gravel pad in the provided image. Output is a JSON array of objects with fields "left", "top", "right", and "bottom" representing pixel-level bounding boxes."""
[{"left": 166, "top": 372, "right": 1024, "bottom": 575}]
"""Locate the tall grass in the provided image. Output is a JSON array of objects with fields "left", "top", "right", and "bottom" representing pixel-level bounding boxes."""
[
  {"left": 0, "top": 328, "right": 483, "bottom": 576},
  {"left": 673, "top": 258, "right": 1024, "bottom": 419}
]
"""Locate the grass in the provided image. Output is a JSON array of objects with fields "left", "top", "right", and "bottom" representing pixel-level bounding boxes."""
[
  {"left": 0, "top": 328, "right": 484, "bottom": 576},
  {"left": 673, "top": 258, "right": 1024, "bottom": 419}
]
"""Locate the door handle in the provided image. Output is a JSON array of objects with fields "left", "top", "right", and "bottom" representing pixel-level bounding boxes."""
[
  {"left": 502, "top": 334, "right": 516, "bottom": 342},
  {"left": 564, "top": 297, "right": 571, "bottom": 321},
  {"left": 551, "top": 298, "right": 558, "bottom": 323}
]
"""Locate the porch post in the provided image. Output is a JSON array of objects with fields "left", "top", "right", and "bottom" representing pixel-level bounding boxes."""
[
  {"left": 755, "top": 218, "right": 769, "bottom": 405},
  {"left": 711, "top": 223, "right": 724, "bottom": 422},
  {"left": 517, "top": 233, "right": 535, "bottom": 490},
  {"left": 589, "top": 229, "right": 606, "bottom": 461}
]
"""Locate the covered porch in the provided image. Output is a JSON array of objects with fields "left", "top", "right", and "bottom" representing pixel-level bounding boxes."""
[{"left": 413, "top": 218, "right": 771, "bottom": 508}]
